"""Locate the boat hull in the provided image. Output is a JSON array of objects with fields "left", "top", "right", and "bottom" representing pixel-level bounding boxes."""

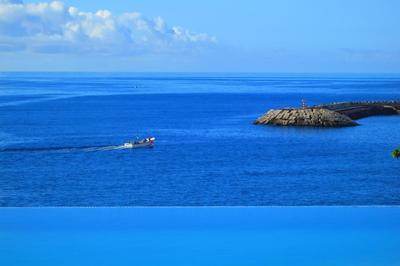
[
  {"left": 123, "top": 143, "right": 154, "bottom": 149},
  {"left": 123, "top": 137, "right": 155, "bottom": 149}
]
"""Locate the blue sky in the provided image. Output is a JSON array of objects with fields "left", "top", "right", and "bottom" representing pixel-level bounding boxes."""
[{"left": 0, "top": 0, "right": 399, "bottom": 72}]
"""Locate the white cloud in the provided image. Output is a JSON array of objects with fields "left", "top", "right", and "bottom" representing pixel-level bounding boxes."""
[
  {"left": 0, "top": 0, "right": 23, "bottom": 3},
  {"left": 0, "top": 0, "right": 216, "bottom": 55}
]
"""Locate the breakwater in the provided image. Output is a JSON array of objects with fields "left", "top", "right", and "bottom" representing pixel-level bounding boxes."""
[{"left": 255, "top": 101, "right": 400, "bottom": 127}]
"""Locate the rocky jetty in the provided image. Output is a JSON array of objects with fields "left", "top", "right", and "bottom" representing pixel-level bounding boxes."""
[
  {"left": 318, "top": 101, "right": 400, "bottom": 120},
  {"left": 255, "top": 101, "right": 400, "bottom": 128},
  {"left": 255, "top": 108, "right": 358, "bottom": 127}
]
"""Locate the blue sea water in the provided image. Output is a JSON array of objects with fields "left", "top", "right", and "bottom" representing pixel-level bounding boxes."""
[
  {"left": 1, "top": 207, "right": 400, "bottom": 266},
  {"left": 0, "top": 73, "right": 399, "bottom": 206}
]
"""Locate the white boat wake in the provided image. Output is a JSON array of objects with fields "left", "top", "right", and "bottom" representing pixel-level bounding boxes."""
[
  {"left": 1, "top": 144, "right": 145, "bottom": 153},
  {"left": 1, "top": 137, "right": 155, "bottom": 153}
]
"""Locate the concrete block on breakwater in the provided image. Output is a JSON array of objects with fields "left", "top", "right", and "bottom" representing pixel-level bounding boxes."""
[{"left": 254, "top": 101, "right": 400, "bottom": 127}]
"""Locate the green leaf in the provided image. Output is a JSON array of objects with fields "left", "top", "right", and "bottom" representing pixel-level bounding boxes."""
[{"left": 392, "top": 148, "right": 400, "bottom": 159}]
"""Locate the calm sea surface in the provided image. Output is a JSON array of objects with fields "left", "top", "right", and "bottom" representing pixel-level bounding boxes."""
[
  {"left": 0, "top": 73, "right": 399, "bottom": 206},
  {"left": 1, "top": 207, "right": 400, "bottom": 266}
]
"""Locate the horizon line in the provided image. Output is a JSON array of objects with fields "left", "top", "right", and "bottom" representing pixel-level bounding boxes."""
[{"left": 1, "top": 71, "right": 400, "bottom": 75}]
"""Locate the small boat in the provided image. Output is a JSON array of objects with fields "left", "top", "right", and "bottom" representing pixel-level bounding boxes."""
[{"left": 123, "top": 137, "right": 155, "bottom": 149}]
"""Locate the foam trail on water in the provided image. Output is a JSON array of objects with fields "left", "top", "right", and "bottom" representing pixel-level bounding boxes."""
[
  {"left": 0, "top": 145, "right": 129, "bottom": 153},
  {"left": 83, "top": 145, "right": 127, "bottom": 152},
  {"left": 0, "top": 95, "right": 80, "bottom": 108}
]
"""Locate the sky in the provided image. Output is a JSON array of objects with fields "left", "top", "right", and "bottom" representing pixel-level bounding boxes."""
[{"left": 0, "top": 0, "right": 399, "bottom": 72}]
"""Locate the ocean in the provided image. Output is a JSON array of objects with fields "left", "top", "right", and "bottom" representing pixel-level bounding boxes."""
[
  {"left": 0, "top": 73, "right": 399, "bottom": 206},
  {"left": 1, "top": 207, "right": 400, "bottom": 266}
]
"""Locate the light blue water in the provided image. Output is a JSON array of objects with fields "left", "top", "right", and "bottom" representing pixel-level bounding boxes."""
[
  {"left": 0, "top": 73, "right": 400, "bottom": 206},
  {"left": 1, "top": 207, "right": 400, "bottom": 266}
]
